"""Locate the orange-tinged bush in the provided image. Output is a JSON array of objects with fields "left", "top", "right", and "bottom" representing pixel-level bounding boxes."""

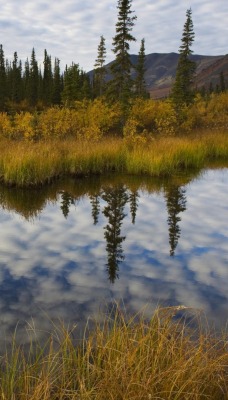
[
  {"left": 129, "top": 98, "right": 177, "bottom": 135},
  {"left": 0, "top": 113, "right": 12, "bottom": 138}
]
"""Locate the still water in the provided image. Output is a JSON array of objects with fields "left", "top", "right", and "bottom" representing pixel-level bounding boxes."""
[{"left": 0, "top": 168, "right": 228, "bottom": 345}]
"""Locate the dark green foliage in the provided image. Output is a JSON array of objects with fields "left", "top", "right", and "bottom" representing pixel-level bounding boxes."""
[
  {"left": 219, "top": 71, "right": 226, "bottom": 92},
  {"left": 135, "top": 38, "right": 147, "bottom": 98},
  {"left": 94, "top": 35, "right": 107, "bottom": 97},
  {"left": 0, "top": 44, "right": 91, "bottom": 110},
  {"left": 52, "top": 58, "right": 62, "bottom": 105},
  {"left": 8, "top": 52, "right": 23, "bottom": 103},
  {"left": 62, "top": 63, "right": 92, "bottom": 104},
  {"left": 43, "top": 49, "right": 53, "bottom": 105},
  {"left": 171, "top": 9, "right": 196, "bottom": 107},
  {"left": 0, "top": 44, "right": 7, "bottom": 110},
  {"left": 108, "top": 0, "right": 137, "bottom": 109},
  {"left": 28, "top": 48, "right": 39, "bottom": 106}
]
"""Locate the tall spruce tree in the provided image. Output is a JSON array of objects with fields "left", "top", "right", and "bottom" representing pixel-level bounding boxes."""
[
  {"left": 28, "top": 48, "right": 39, "bottom": 106},
  {"left": 43, "top": 49, "right": 53, "bottom": 105},
  {"left": 0, "top": 44, "right": 6, "bottom": 110},
  {"left": 94, "top": 35, "right": 106, "bottom": 97},
  {"left": 135, "top": 38, "right": 147, "bottom": 98},
  {"left": 171, "top": 8, "right": 196, "bottom": 107},
  {"left": 109, "top": 0, "right": 137, "bottom": 108},
  {"left": 52, "top": 58, "right": 62, "bottom": 105}
]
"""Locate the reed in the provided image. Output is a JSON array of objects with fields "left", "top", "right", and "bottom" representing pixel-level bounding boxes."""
[
  {"left": 0, "top": 306, "right": 227, "bottom": 399},
  {"left": 0, "top": 131, "right": 227, "bottom": 186}
]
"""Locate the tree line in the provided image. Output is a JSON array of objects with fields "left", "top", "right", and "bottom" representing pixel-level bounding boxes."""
[{"left": 0, "top": 0, "right": 226, "bottom": 115}]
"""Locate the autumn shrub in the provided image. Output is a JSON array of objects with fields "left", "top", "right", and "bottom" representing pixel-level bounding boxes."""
[
  {"left": 128, "top": 98, "right": 177, "bottom": 135},
  {"left": 0, "top": 112, "right": 13, "bottom": 138},
  {"left": 204, "top": 92, "right": 228, "bottom": 127}
]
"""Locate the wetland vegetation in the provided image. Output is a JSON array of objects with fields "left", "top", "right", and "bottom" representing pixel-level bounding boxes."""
[{"left": 0, "top": 0, "right": 228, "bottom": 397}]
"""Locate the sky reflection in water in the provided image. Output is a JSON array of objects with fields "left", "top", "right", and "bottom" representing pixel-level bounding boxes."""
[{"left": 0, "top": 169, "right": 228, "bottom": 345}]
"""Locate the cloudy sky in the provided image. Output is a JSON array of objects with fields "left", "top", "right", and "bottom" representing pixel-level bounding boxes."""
[{"left": 0, "top": 0, "right": 227, "bottom": 72}]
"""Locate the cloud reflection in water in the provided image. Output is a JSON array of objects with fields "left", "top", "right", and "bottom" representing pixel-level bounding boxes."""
[{"left": 0, "top": 169, "right": 227, "bottom": 345}]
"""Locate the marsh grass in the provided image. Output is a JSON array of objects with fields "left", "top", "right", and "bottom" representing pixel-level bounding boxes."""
[
  {"left": 0, "top": 306, "right": 227, "bottom": 399},
  {"left": 0, "top": 131, "right": 227, "bottom": 186}
]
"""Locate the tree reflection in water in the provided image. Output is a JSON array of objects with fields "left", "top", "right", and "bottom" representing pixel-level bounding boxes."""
[
  {"left": 90, "top": 193, "right": 101, "bottom": 225},
  {"left": 60, "top": 191, "right": 75, "bottom": 219},
  {"left": 164, "top": 185, "right": 187, "bottom": 256},
  {"left": 102, "top": 186, "right": 128, "bottom": 283}
]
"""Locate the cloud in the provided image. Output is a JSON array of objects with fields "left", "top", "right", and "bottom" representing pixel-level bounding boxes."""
[{"left": 0, "top": 0, "right": 227, "bottom": 72}]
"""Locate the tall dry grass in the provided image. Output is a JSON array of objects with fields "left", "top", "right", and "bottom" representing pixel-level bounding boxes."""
[
  {"left": 0, "top": 131, "right": 227, "bottom": 186},
  {"left": 0, "top": 306, "right": 227, "bottom": 399}
]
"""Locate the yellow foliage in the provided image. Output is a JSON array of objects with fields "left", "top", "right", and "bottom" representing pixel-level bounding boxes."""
[
  {"left": 123, "top": 118, "right": 148, "bottom": 147},
  {"left": 205, "top": 92, "right": 228, "bottom": 126},
  {"left": 13, "top": 112, "right": 36, "bottom": 140},
  {"left": 0, "top": 113, "right": 13, "bottom": 138},
  {"left": 128, "top": 98, "right": 177, "bottom": 135}
]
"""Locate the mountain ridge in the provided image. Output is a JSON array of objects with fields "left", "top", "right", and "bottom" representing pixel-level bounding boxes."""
[{"left": 90, "top": 52, "right": 228, "bottom": 99}]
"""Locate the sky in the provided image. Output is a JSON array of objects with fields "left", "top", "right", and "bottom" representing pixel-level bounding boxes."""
[{"left": 0, "top": 0, "right": 227, "bottom": 72}]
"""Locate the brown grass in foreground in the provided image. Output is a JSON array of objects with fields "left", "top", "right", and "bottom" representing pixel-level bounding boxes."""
[{"left": 0, "top": 306, "right": 227, "bottom": 399}]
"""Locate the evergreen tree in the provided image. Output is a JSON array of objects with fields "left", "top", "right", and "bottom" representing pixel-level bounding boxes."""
[
  {"left": 28, "top": 48, "right": 39, "bottom": 106},
  {"left": 43, "top": 49, "right": 53, "bottom": 105},
  {"left": 171, "top": 8, "right": 196, "bottom": 107},
  {"left": 7, "top": 52, "right": 22, "bottom": 104},
  {"left": 135, "top": 38, "right": 147, "bottom": 98},
  {"left": 0, "top": 44, "right": 6, "bottom": 110},
  {"left": 23, "top": 58, "right": 30, "bottom": 102},
  {"left": 52, "top": 58, "right": 62, "bottom": 105},
  {"left": 219, "top": 71, "right": 226, "bottom": 92},
  {"left": 209, "top": 81, "right": 214, "bottom": 94},
  {"left": 94, "top": 35, "right": 107, "bottom": 97},
  {"left": 108, "top": 0, "right": 137, "bottom": 108}
]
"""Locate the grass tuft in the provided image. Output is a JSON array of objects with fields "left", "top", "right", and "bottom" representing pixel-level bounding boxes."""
[{"left": 0, "top": 306, "right": 227, "bottom": 399}]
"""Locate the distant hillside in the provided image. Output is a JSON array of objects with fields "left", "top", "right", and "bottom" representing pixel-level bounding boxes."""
[
  {"left": 136, "top": 53, "right": 228, "bottom": 99},
  {"left": 89, "top": 52, "right": 228, "bottom": 99}
]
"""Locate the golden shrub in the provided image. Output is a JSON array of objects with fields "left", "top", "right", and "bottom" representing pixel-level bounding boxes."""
[
  {"left": 129, "top": 98, "right": 177, "bottom": 135},
  {"left": 13, "top": 112, "right": 36, "bottom": 140},
  {"left": 0, "top": 113, "right": 13, "bottom": 138},
  {"left": 123, "top": 118, "right": 147, "bottom": 147}
]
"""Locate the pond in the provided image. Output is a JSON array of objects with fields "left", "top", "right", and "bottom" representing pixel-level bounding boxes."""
[{"left": 0, "top": 167, "right": 228, "bottom": 346}]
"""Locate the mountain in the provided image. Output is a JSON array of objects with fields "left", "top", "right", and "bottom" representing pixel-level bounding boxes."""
[
  {"left": 137, "top": 52, "right": 228, "bottom": 99},
  {"left": 89, "top": 53, "right": 228, "bottom": 99}
]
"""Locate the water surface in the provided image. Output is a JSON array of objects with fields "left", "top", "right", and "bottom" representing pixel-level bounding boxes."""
[{"left": 0, "top": 168, "right": 228, "bottom": 346}]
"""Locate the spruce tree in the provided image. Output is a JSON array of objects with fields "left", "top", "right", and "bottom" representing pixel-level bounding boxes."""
[
  {"left": 0, "top": 44, "right": 6, "bottom": 110},
  {"left": 109, "top": 0, "right": 137, "bottom": 108},
  {"left": 11, "top": 52, "right": 23, "bottom": 103},
  {"left": 43, "top": 49, "right": 53, "bottom": 105},
  {"left": 219, "top": 71, "right": 226, "bottom": 92},
  {"left": 28, "top": 48, "right": 39, "bottom": 106},
  {"left": 171, "top": 8, "right": 196, "bottom": 107},
  {"left": 52, "top": 58, "right": 62, "bottom": 105},
  {"left": 135, "top": 38, "right": 147, "bottom": 98},
  {"left": 23, "top": 58, "right": 30, "bottom": 102},
  {"left": 94, "top": 35, "right": 106, "bottom": 97}
]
